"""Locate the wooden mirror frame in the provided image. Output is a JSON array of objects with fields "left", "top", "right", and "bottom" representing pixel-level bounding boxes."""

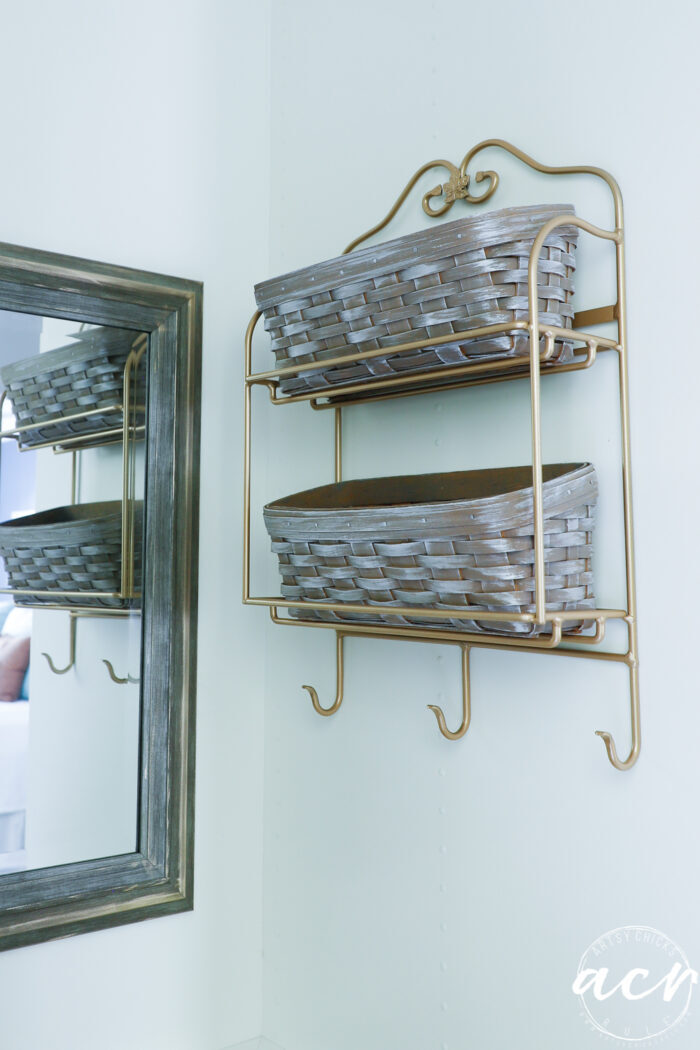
[{"left": 0, "top": 242, "right": 201, "bottom": 951}]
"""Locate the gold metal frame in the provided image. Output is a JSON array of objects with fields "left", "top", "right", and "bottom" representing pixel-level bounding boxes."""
[{"left": 243, "top": 139, "right": 640, "bottom": 771}]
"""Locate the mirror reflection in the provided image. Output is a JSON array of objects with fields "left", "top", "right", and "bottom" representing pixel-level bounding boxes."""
[{"left": 0, "top": 309, "right": 145, "bottom": 875}]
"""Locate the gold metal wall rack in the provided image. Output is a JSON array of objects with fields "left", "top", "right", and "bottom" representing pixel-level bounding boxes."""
[
  {"left": 243, "top": 139, "right": 640, "bottom": 771},
  {"left": 0, "top": 333, "right": 146, "bottom": 685}
]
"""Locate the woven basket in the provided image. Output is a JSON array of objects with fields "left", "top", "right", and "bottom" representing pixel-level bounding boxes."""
[
  {"left": 255, "top": 204, "right": 578, "bottom": 397},
  {"left": 1, "top": 326, "right": 145, "bottom": 448},
  {"left": 264, "top": 464, "right": 597, "bottom": 635},
  {"left": 0, "top": 501, "right": 142, "bottom": 609}
]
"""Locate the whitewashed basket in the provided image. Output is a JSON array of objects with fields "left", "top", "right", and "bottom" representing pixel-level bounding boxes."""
[
  {"left": 0, "top": 501, "right": 142, "bottom": 609},
  {"left": 1, "top": 326, "right": 145, "bottom": 449},
  {"left": 264, "top": 463, "right": 597, "bottom": 635},
  {"left": 255, "top": 204, "right": 578, "bottom": 397}
]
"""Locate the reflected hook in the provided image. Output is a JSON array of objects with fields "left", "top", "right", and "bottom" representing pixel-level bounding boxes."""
[
  {"left": 103, "top": 659, "right": 140, "bottom": 685},
  {"left": 302, "top": 633, "right": 344, "bottom": 717},
  {"left": 595, "top": 664, "right": 641, "bottom": 771},
  {"left": 42, "top": 616, "right": 77, "bottom": 675},
  {"left": 428, "top": 645, "right": 472, "bottom": 741}
]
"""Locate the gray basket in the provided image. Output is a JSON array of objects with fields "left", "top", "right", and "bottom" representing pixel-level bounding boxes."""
[
  {"left": 0, "top": 501, "right": 142, "bottom": 609},
  {"left": 1, "top": 326, "right": 146, "bottom": 448},
  {"left": 255, "top": 204, "right": 578, "bottom": 397},
  {"left": 264, "top": 464, "right": 596, "bottom": 635}
]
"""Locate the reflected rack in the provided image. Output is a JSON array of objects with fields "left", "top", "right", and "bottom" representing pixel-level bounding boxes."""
[
  {"left": 243, "top": 139, "right": 640, "bottom": 771},
  {"left": 0, "top": 332, "right": 146, "bottom": 683}
]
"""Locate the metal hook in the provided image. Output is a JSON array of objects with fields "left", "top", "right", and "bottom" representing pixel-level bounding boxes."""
[
  {"left": 302, "top": 633, "right": 344, "bottom": 716},
  {"left": 428, "top": 645, "right": 472, "bottom": 740},
  {"left": 103, "top": 659, "right": 140, "bottom": 685},
  {"left": 595, "top": 663, "right": 641, "bottom": 771},
  {"left": 42, "top": 616, "right": 77, "bottom": 675}
]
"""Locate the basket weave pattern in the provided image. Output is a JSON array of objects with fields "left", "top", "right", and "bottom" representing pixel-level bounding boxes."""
[
  {"left": 0, "top": 503, "right": 142, "bottom": 609},
  {"left": 1, "top": 329, "right": 144, "bottom": 448},
  {"left": 265, "top": 466, "right": 596, "bottom": 636},
  {"left": 256, "top": 205, "right": 578, "bottom": 397}
]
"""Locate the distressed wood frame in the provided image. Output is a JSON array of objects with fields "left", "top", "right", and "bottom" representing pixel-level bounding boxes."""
[{"left": 0, "top": 242, "right": 201, "bottom": 951}]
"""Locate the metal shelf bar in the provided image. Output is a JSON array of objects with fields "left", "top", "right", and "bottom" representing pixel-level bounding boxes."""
[
  {"left": 245, "top": 595, "right": 626, "bottom": 625},
  {"left": 0, "top": 400, "right": 146, "bottom": 452},
  {"left": 50, "top": 427, "right": 146, "bottom": 455},
  {"left": 22, "top": 604, "right": 136, "bottom": 616},
  {"left": 309, "top": 344, "right": 598, "bottom": 410},
  {"left": 0, "top": 401, "right": 123, "bottom": 438},
  {"left": 247, "top": 320, "right": 618, "bottom": 388},
  {"left": 269, "top": 608, "right": 634, "bottom": 664}
]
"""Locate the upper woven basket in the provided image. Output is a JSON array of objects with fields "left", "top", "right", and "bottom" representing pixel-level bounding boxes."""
[
  {"left": 255, "top": 203, "right": 579, "bottom": 397},
  {"left": 0, "top": 326, "right": 146, "bottom": 449}
]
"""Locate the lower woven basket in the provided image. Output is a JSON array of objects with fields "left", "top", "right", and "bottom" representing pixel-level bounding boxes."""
[
  {"left": 264, "top": 463, "right": 597, "bottom": 635},
  {"left": 0, "top": 501, "right": 142, "bottom": 609}
]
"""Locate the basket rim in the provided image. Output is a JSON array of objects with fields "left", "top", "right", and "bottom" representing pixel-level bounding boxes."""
[
  {"left": 264, "top": 463, "right": 596, "bottom": 541},
  {"left": 0, "top": 500, "right": 142, "bottom": 546},
  {"left": 255, "top": 203, "right": 578, "bottom": 310}
]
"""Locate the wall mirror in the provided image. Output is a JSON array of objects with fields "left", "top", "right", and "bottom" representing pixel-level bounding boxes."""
[{"left": 0, "top": 242, "right": 201, "bottom": 951}]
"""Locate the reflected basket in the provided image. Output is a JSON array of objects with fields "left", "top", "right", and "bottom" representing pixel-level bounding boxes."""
[
  {"left": 255, "top": 203, "right": 579, "bottom": 397},
  {"left": 264, "top": 464, "right": 597, "bottom": 635},
  {"left": 0, "top": 501, "right": 142, "bottom": 609},
  {"left": 0, "top": 327, "right": 146, "bottom": 449}
]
